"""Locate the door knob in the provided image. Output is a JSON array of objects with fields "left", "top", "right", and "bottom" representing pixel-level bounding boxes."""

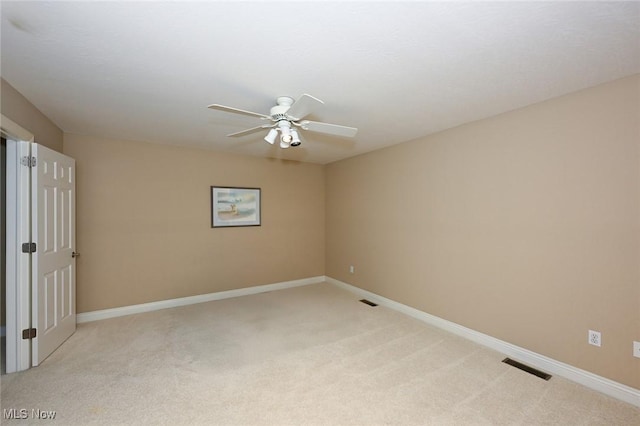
[{"left": 72, "top": 251, "right": 80, "bottom": 258}]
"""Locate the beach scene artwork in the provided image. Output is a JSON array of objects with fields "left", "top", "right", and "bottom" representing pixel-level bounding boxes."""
[{"left": 212, "top": 187, "right": 261, "bottom": 227}]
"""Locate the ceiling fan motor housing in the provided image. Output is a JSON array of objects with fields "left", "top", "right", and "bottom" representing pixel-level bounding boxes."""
[{"left": 270, "top": 97, "right": 295, "bottom": 122}]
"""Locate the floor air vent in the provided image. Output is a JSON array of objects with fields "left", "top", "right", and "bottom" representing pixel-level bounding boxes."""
[
  {"left": 359, "top": 299, "right": 378, "bottom": 307},
  {"left": 502, "top": 358, "right": 552, "bottom": 381}
]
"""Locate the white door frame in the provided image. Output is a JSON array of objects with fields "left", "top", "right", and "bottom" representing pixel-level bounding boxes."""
[{"left": 2, "top": 114, "right": 34, "bottom": 373}]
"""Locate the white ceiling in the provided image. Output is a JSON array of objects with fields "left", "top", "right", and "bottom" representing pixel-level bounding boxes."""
[{"left": 1, "top": 1, "right": 639, "bottom": 164}]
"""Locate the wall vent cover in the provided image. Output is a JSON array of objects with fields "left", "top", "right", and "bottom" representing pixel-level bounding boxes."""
[
  {"left": 502, "top": 358, "right": 552, "bottom": 381},
  {"left": 359, "top": 299, "right": 378, "bottom": 307}
]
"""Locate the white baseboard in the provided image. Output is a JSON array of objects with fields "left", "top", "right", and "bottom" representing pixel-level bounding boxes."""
[
  {"left": 77, "top": 276, "right": 324, "bottom": 324},
  {"left": 325, "top": 276, "right": 640, "bottom": 408}
]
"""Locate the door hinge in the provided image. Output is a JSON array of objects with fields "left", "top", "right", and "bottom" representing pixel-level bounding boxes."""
[
  {"left": 21, "top": 242, "right": 37, "bottom": 253},
  {"left": 22, "top": 328, "right": 37, "bottom": 340},
  {"left": 20, "top": 155, "right": 36, "bottom": 167}
]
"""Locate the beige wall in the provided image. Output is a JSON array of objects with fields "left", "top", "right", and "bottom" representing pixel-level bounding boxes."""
[
  {"left": 326, "top": 75, "right": 640, "bottom": 389},
  {"left": 1, "top": 78, "right": 63, "bottom": 152},
  {"left": 63, "top": 134, "right": 325, "bottom": 313}
]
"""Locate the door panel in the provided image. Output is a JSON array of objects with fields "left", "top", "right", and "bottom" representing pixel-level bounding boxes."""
[
  {"left": 43, "top": 272, "right": 56, "bottom": 331},
  {"left": 61, "top": 265, "right": 73, "bottom": 319},
  {"left": 32, "top": 144, "right": 76, "bottom": 366}
]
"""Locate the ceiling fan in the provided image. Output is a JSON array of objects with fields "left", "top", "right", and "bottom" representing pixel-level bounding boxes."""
[{"left": 208, "top": 94, "right": 358, "bottom": 148}]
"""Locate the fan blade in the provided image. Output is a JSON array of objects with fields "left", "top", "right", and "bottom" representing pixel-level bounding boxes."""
[
  {"left": 299, "top": 120, "right": 358, "bottom": 138},
  {"left": 227, "top": 124, "right": 274, "bottom": 137},
  {"left": 286, "top": 94, "right": 324, "bottom": 120},
  {"left": 208, "top": 104, "right": 271, "bottom": 120}
]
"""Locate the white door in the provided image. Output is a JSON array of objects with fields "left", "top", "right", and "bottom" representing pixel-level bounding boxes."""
[{"left": 31, "top": 143, "right": 76, "bottom": 366}]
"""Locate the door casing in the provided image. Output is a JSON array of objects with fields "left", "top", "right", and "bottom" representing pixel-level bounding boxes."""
[{"left": 3, "top": 115, "right": 34, "bottom": 373}]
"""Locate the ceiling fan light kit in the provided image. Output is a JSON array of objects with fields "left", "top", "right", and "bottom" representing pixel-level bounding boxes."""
[
  {"left": 208, "top": 94, "right": 358, "bottom": 149},
  {"left": 264, "top": 128, "right": 278, "bottom": 144}
]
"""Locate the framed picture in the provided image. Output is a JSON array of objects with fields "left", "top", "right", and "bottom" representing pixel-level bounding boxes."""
[{"left": 211, "top": 186, "right": 261, "bottom": 228}]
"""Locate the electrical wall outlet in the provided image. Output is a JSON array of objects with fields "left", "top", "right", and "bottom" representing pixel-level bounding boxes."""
[
  {"left": 588, "top": 330, "right": 601, "bottom": 347},
  {"left": 349, "top": 265, "right": 355, "bottom": 274},
  {"left": 634, "top": 341, "right": 640, "bottom": 358}
]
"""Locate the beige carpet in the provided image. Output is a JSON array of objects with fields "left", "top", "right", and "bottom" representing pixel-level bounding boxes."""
[{"left": 1, "top": 282, "right": 639, "bottom": 425}]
